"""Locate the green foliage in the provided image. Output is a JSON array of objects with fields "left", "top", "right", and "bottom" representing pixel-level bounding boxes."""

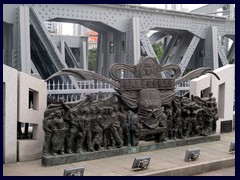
[
  {"left": 88, "top": 42, "right": 164, "bottom": 71},
  {"left": 152, "top": 42, "right": 164, "bottom": 60},
  {"left": 88, "top": 49, "right": 97, "bottom": 71}
]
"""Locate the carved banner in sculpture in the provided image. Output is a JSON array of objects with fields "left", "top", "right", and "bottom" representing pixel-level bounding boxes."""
[{"left": 120, "top": 78, "right": 175, "bottom": 90}]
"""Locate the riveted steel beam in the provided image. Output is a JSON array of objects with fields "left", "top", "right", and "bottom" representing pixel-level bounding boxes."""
[
  {"left": 179, "top": 35, "right": 200, "bottom": 76},
  {"left": 3, "top": 4, "right": 235, "bottom": 81},
  {"left": 170, "top": 32, "right": 193, "bottom": 65},
  {"left": 227, "top": 41, "right": 235, "bottom": 63},
  {"left": 149, "top": 31, "right": 168, "bottom": 45},
  {"left": 64, "top": 42, "right": 80, "bottom": 68},
  {"left": 28, "top": 4, "right": 235, "bottom": 73},
  {"left": 29, "top": 8, "right": 66, "bottom": 71},
  {"left": 160, "top": 33, "right": 180, "bottom": 65},
  {"left": 19, "top": 5, "right": 31, "bottom": 74},
  {"left": 3, "top": 22, "right": 13, "bottom": 67},
  {"left": 132, "top": 17, "right": 141, "bottom": 65},
  {"left": 217, "top": 38, "right": 229, "bottom": 66},
  {"left": 140, "top": 32, "right": 156, "bottom": 59}
]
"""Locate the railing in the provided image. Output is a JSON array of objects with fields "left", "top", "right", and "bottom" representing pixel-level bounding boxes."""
[
  {"left": 47, "top": 80, "right": 116, "bottom": 102},
  {"left": 175, "top": 80, "right": 190, "bottom": 97},
  {"left": 47, "top": 79, "right": 191, "bottom": 102}
]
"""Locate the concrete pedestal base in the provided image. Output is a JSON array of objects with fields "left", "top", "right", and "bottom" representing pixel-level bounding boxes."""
[{"left": 42, "top": 134, "right": 220, "bottom": 166}]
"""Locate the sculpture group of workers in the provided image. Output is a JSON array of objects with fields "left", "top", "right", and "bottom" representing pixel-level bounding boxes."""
[
  {"left": 43, "top": 92, "right": 218, "bottom": 156},
  {"left": 43, "top": 98, "right": 129, "bottom": 156}
]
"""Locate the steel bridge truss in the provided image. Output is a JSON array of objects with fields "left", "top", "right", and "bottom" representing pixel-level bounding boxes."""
[{"left": 3, "top": 4, "right": 235, "bottom": 80}]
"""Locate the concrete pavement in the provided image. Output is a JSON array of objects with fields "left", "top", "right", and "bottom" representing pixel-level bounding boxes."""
[
  {"left": 3, "top": 131, "right": 235, "bottom": 176},
  {"left": 195, "top": 167, "right": 235, "bottom": 176}
]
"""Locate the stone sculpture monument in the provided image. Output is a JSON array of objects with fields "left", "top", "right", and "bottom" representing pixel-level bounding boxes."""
[{"left": 43, "top": 57, "right": 220, "bottom": 163}]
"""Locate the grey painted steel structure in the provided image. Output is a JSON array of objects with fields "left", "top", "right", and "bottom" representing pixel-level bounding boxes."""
[{"left": 3, "top": 4, "right": 235, "bottom": 81}]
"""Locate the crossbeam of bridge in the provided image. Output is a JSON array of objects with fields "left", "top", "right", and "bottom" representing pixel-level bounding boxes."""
[{"left": 3, "top": 4, "right": 235, "bottom": 81}]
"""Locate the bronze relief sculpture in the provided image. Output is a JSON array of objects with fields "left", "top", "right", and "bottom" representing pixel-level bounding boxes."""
[{"left": 43, "top": 57, "right": 220, "bottom": 156}]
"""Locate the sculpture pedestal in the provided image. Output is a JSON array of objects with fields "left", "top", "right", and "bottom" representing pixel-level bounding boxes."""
[{"left": 42, "top": 134, "right": 220, "bottom": 166}]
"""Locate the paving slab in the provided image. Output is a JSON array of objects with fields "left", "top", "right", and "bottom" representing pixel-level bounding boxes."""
[{"left": 3, "top": 132, "right": 235, "bottom": 176}]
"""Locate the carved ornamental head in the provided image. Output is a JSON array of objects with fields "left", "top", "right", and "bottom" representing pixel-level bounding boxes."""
[
  {"left": 140, "top": 57, "right": 159, "bottom": 78},
  {"left": 109, "top": 57, "right": 181, "bottom": 82}
]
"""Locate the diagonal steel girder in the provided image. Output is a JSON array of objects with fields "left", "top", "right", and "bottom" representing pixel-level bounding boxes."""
[
  {"left": 29, "top": 7, "right": 78, "bottom": 85},
  {"left": 170, "top": 32, "right": 193, "bottom": 65},
  {"left": 4, "top": 4, "right": 234, "bottom": 80},
  {"left": 179, "top": 35, "right": 201, "bottom": 76},
  {"left": 149, "top": 31, "right": 168, "bottom": 45},
  {"left": 140, "top": 32, "right": 157, "bottom": 59},
  {"left": 227, "top": 41, "right": 235, "bottom": 62},
  {"left": 160, "top": 33, "right": 180, "bottom": 65},
  {"left": 217, "top": 39, "right": 229, "bottom": 66},
  {"left": 64, "top": 42, "right": 80, "bottom": 68}
]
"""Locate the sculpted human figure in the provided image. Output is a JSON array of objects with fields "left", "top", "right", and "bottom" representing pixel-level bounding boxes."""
[
  {"left": 119, "top": 105, "right": 129, "bottom": 146},
  {"left": 110, "top": 105, "right": 124, "bottom": 148},
  {"left": 172, "top": 97, "right": 184, "bottom": 139},
  {"left": 207, "top": 93, "right": 218, "bottom": 133},
  {"left": 212, "top": 99, "right": 219, "bottom": 133},
  {"left": 65, "top": 109, "right": 79, "bottom": 154},
  {"left": 91, "top": 106, "right": 105, "bottom": 150},
  {"left": 188, "top": 103, "right": 197, "bottom": 137},
  {"left": 196, "top": 110, "right": 204, "bottom": 136},
  {"left": 161, "top": 110, "right": 168, "bottom": 140},
  {"left": 43, "top": 112, "right": 55, "bottom": 155},
  {"left": 202, "top": 101, "right": 215, "bottom": 136},
  {"left": 173, "top": 106, "right": 184, "bottom": 139},
  {"left": 129, "top": 111, "right": 142, "bottom": 146},
  {"left": 102, "top": 107, "right": 111, "bottom": 149},
  {"left": 76, "top": 108, "right": 94, "bottom": 153},
  {"left": 75, "top": 110, "right": 85, "bottom": 153},
  {"left": 157, "top": 109, "right": 167, "bottom": 141},
  {"left": 51, "top": 110, "right": 67, "bottom": 155},
  {"left": 164, "top": 105, "right": 174, "bottom": 139},
  {"left": 84, "top": 108, "right": 95, "bottom": 152},
  {"left": 181, "top": 104, "right": 191, "bottom": 138}
]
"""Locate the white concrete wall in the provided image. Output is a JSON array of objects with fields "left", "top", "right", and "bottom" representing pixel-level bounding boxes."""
[
  {"left": 3, "top": 65, "right": 47, "bottom": 163},
  {"left": 3, "top": 65, "right": 18, "bottom": 163},
  {"left": 190, "top": 74, "right": 211, "bottom": 97},
  {"left": 211, "top": 65, "right": 235, "bottom": 133},
  {"left": 17, "top": 72, "right": 47, "bottom": 161},
  {"left": 190, "top": 64, "right": 235, "bottom": 133},
  {"left": 17, "top": 140, "right": 43, "bottom": 161}
]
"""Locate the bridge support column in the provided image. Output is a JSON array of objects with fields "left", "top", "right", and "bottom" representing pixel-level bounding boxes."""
[
  {"left": 19, "top": 5, "right": 31, "bottom": 74},
  {"left": 80, "top": 38, "right": 88, "bottom": 70},
  {"left": 132, "top": 17, "right": 141, "bottom": 65},
  {"left": 204, "top": 26, "right": 218, "bottom": 69},
  {"left": 102, "top": 32, "right": 113, "bottom": 77},
  {"left": 212, "top": 26, "right": 219, "bottom": 69},
  {"left": 60, "top": 40, "right": 65, "bottom": 64},
  {"left": 96, "top": 33, "right": 103, "bottom": 74}
]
